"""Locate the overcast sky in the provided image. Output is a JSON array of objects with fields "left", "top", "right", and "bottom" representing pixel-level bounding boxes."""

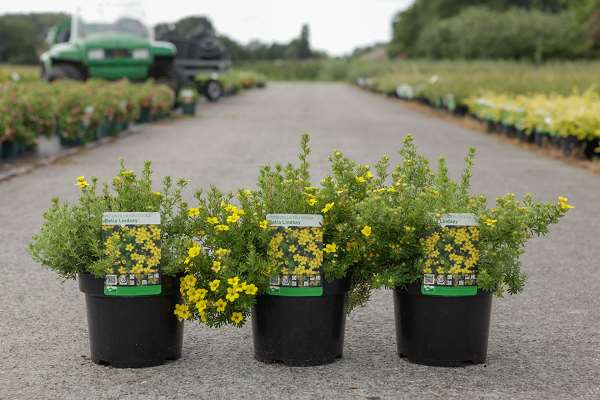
[{"left": 0, "top": 0, "right": 412, "bottom": 55}]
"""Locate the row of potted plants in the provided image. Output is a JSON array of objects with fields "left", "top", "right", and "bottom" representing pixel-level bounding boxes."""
[
  {"left": 464, "top": 91, "right": 600, "bottom": 159},
  {"left": 29, "top": 134, "right": 571, "bottom": 368},
  {"left": 195, "top": 69, "right": 267, "bottom": 100},
  {"left": 0, "top": 80, "right": 175, "bottom": 160},
  {"left": 353, "top": 61, "right": 600, "bottom": 160}
]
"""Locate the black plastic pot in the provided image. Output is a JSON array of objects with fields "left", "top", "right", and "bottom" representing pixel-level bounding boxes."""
[
  {"left": 59, "top": 134, "right": 85, "bottom": 148},
  {"left": 454, "top": 105, "right": 468, "bottom": 116},
  {"left": 252, "top": 277, "right": 349, "bottom": 366},
  {"left": 516, "top": 129, "right": 533, "bottom": 143},
  {"left": 561, "top": 136, "right": 585, "bottom": 158},
  {"left": 533, "top": 130, "right": 546, "bottom": 147},
  {"left": 584, "top": 138, "right": 600, "bottom": 159},
  {"left": 138, "top": 107, "right": 152, "bottom": 123},
  {"left": 393, "top": 283, "right": 492, "bottom": 367},
  {"left": 181, "top": 103, "right": 197, "bottom": 116},
  {"left": 1, "top": 140, "right": 17, "bottom": 159},
  {"left": 78, "top": 273, "right": 183, "bottom": 368}
]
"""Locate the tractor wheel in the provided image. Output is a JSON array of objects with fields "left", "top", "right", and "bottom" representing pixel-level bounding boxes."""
[
  {"left": 204, "top": 79, "right": 222, "bottom": 102},
  {"left": 156, "top": 62, "right": 184, "bottom": 94},
  {"left": 44, "top": 64, "right": 85, "bottom": 82}
]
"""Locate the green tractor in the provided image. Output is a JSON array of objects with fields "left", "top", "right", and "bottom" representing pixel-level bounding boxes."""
[{"left": 40, "top": 4, "right": 179, "bottom": 89}]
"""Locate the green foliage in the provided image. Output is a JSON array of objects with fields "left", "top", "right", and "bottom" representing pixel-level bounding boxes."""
[
  {"left": 389, "top": 0, "right": 595, "bottom": 59},
  {"left": 415, "top": 7, "right": 585, "bottom": 61},
  {"left": 195, "top": 69, "right": 267, "bottom": 92},
  {"left": 29, "top": 161, "right": 190, "bottom": 279},
  {"left": 361, "top": 136, "right": 570, "bottom": 296},
  {"left": 0, "top": 13, "right": 68, "bottom": 64},
  {"left": 238, "top": 60, "right": 325, "bottom": 81},
  {"left": 177, "top": 135, "right": 385, "bottom": 327}
]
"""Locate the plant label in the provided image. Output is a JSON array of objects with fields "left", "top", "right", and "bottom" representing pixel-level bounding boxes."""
[
  {"left": 102, "top": 212, "right": 162, "bottom": 296},
  {"left": 422, "top": 213, "right": 479, "bottom": 297},
  {"left": 266, "top": 214, "right": 324, "bottom": 297}
]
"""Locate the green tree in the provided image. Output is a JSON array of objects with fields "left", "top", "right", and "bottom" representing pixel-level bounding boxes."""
[
  {"left": 0, "top": 13, "right": 67, "bottom": 64},
  {"left": 388, "top": 0, "right": 592, "bottom": 58}
]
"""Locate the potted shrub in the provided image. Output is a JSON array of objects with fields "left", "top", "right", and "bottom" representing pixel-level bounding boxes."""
[
  {"left": 361, "top": 136, "right": 571, "bottom": 366},
  {"left": 29, "top": 161, "right": 191, "bottom": 368},
  {"left": 177, "top": 135, "right": 379, "bottom": 366},
  {"left": 178, "top": 88, "right": 199, "bottom": 116}
]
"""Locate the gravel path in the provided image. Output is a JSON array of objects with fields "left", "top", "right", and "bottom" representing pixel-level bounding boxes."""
[{"left": 1, "top": 83, "right": 598, "bottom": 400}]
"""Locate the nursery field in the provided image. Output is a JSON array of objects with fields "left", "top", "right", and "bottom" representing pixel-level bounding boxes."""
[
  {"left": 1, "top": 83, "right": 599, "bottom": 400},
  {"left": 350, "top": 60, "right": 600, "bottom": 160}
]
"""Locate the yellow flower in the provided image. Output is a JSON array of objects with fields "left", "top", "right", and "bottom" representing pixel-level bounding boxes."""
[
  {"left": 209, "top": 279, "right": 220, "bottom": 291},
  {"left": 180, "top": 274, "right": 197, "bottom": 291},
  {"left": 212, "top": 261, "right": 222, "bottom": 273},
  {"left": 153, "top": 192, "right": 161, "bottom": 197},
  {"left": 196, "top": 300, "right": 207, "bottom": 313},
  {"left": 188, "top": 244, "right": 202, "bottom": 259},
  {"left": 227, "top": 276, "right": 240, "bottom": 286},
  {"left": 361, "top": 225, "right": 372, "bottom": 237},
  {"left": 226, "top": 213, "right": 241, "bottom": 224},
  {"left": 223, "top": 204, "right": 239, "bottom": 214},
  {"left": 355, "top": 176, "right": 366, "bottom": 184},
  {"left": 242, "top": 189, "right": 252, "bottom": 197},
  {"left": 207, "top": 216, "right": 219, "bottom": 225},
  {"left": 245, "top": 283, "right": 258, "bottom": 296},
  {"left": 186, "top": 288, "right": 207, "bottom": 303},
  {"left": 484, "top": 218, "right": 497, "bottom": 227},
  {"left": 259, "top": 220, "right": 269, "bottom": 230},
  {"left": 307, "top": 197, "right": 317, "bottom": 206},
  {"left": 120, "top": 169, "right": 134, "bottom": 177},
  {"left": 558, "top": 196, "right": 574, "bottom": 210},
  {"left": 215, "top": 224, "right": 230, "bottom": 231},
  {"left": 188, "top": 208, "right": 200, "bottom": 218},
  {"left": 324, "top": 243, "right": 337, "bottom": 253},
  {"left": 321, "top": 202, "right": 334, "bottom": 213},
  {"left": 75, "top": 176, "right": 89, "bottom": 189},
  {"left": 231, "top": 312, "right": 243, "bottom": 325},
  {"left": 226, "top": 287, "right": 240, "bottom": 302},
  {"left": 366, "top": 171, "right": 373, "bottom": 179},
  {"left": 215, "top": 248, "right": 230, "bottom": 258},
  {"left": 215, "top": 298, "right": 227, "bottom": 312},
  {"left": 174, "top": 304, "right": 191, "bottom": 320}
]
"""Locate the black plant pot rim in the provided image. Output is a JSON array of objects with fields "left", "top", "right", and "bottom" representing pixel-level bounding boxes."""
[
  {"left": 396, "top": 281, "right": 493, "bottom": 298},
  {"left": 78, "top": 272, "right": 181, "bottom": 298}
]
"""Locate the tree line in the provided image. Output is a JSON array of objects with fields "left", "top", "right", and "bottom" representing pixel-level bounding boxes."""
[
  {"left": 0, "top": 13, "right": 320, "bottom": 64},
  {"left": 389, "top": 0, "right": 600, "bottom": 60}
]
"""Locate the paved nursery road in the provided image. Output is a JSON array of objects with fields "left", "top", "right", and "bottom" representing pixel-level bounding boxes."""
[{"left": 1, "top": 83, "right": 599, "bottom": 400}]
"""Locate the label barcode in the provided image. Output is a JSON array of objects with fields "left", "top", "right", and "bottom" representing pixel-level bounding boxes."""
[{"left": 105, "top": 275, "right": 117, "bottom": 285}]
